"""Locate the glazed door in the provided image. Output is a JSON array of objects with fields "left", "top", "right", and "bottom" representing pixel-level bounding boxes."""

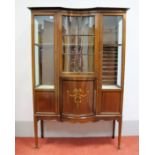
[
  {"left": 33, "top": 15, "right": 59, "bottom": 114},
  {"left": 60, "top": 14, "right": 97, "bottom": 118},
  {"left": 61, "top": 15, "right": 95, "bottom": 73},
  {"left": 97, "top": 14, "right": 125, "bottom": 114}
]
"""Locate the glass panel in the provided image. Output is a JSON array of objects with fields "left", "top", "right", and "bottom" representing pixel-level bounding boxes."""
[
  {"left": 102, "top": 16, "right": 123, "bottom": 89},
  {"left": 34, "top": 16, "right": 54, "bottom": 89},
  {"left": 62, "top": 16, "right": 95, "bottom": 72},
  {"left": 62, "top": 16, "right": 95, "bottom": 35},
  {"left": 103, "top": 16, "right": 122, "bottom": 45}
]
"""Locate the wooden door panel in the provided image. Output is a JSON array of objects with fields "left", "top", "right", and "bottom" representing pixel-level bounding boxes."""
[
  {"left": 62, "top": 81, "right": 94, "bottom": 115},
  {"left": 35, "top": 91, "right": 56, "bottom": 113},
  {"left": 101, "top": 91, "right": 121, "bottom": 113}
]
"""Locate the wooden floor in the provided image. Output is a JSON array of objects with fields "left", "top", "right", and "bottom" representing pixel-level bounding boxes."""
[{"left": 15, "top": 136, "right": 139, "bottom": 155}]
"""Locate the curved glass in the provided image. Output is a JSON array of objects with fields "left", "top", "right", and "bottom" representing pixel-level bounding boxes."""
[{"left": 62, "top": 16, "right": 95, "bottom": 73}]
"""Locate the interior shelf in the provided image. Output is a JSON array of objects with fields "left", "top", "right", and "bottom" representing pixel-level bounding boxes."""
[
  {"left": 62, "top": 44, "right": 94, "bottom": 46},
  {"left": 34, "top": 43, "right": 54, "bottom": 47},
  {"left": 102, "top": 85, "right": 121, "bottom": 90},
  {"left": 35, "top": 85, "right": 55, "bottom": 90},
  {"left": 62, "top": 34, "right": 95, "bottom": 36},
  {"left": 103, "top": 44, "right": 122, "bottom": 47}
]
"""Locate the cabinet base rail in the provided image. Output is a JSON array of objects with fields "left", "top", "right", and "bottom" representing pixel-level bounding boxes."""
[{"left": 33, "top": 115, "right": 122, "bottom": 149}]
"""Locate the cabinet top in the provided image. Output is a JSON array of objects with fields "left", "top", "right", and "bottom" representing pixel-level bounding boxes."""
[{"left": 28, "top": 7, "right": 129, "bottom": 12}]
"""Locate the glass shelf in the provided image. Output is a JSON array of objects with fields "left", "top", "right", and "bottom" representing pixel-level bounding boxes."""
[
  {"left": 62, "top": 54, "right": 94, "bottom": 56},
  {"left": 62, "top": 34, "right": 95, "bottom": 36},
  {"left": 102, "top": 85, "right": 121, "bottom": 90},
  {"left": 35, "top": 85, "right": 55, "bottom": 90},
  {"left": 34, "top": 43, "right": 54, "bottom": 47},
  {"left": 63, "top": 44, "right": 94, "bottom": 46},
  {"left": 103, "top": 44, "right": 122, "bottom": 47}
]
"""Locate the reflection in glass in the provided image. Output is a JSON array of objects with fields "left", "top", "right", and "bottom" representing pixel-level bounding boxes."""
[
  {"left": 62, "top": 16, "right": 95, "bottom": 72},
  {"left": 102, "top": 16, "right": 123, "bottom": 88},
  {"left": 103, "top": 16, "right": 122, "bottom": 45},
  {"left": 34, "top": 16, "right": 54, "bottom": 88},
  {"left": 62, "top": 16, "right": 95, "bottom": 35}
]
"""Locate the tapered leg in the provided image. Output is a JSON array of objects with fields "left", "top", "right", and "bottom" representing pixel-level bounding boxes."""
[
  {"left": 40, "top": 120, "right": 44, "bottom": 138},
  {"left": 118, "top": 118, "right": 122, "bottom": 149},
  {"left": 34, "top": 116, "right": 38, "bottom": 148},
  {"left": 112, "top": 120, "right": 115, "bottom": 139}
]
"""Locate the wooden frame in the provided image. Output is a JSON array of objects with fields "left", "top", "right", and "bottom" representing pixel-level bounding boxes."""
[{"left": 30, "top": 7, "right": 128, "bottom": 149}]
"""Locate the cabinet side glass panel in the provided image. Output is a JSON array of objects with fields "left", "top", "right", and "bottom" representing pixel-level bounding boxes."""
[
  {"left": 62, "top": 16, "right": 95, "bottom": 73},
  {"left": 102, "top": 16, "right": 123, "bottom": 89},
  {"left": 34, "top": 16, "right": 54, "bottom": 89}
]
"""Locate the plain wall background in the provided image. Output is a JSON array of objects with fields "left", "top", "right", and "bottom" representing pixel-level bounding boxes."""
[{"left": 15, "top": 0, "right": 139, "bottom": 137}]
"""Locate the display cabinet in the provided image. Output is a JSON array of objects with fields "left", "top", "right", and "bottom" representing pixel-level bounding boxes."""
[{"left": 30, "top": 7, "right": 128, "bottom": 149}]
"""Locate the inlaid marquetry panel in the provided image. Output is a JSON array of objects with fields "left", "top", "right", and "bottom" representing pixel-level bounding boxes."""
[{"left": 62, "top": 81, "right": 94, "bottom": 116}]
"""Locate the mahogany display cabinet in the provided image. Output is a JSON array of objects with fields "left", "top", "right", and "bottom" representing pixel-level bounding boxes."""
[{"left": 29, "top": 7, "right": 128, "bottom": 149}]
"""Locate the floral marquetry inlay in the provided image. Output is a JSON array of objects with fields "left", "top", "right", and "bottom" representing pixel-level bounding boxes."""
[{"left": 67, "top": 88, "right": 89, "bottom": 108}]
